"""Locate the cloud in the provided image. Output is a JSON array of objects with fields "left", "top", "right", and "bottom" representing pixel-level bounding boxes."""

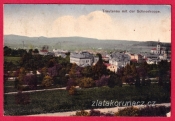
[
  {"left": 50, "top": 11, "right": 171, "bottom": 42},
  {"left": 4, "top": 10, "right": 170, "bottom": 42},
  {"left": 50, "top": 11, "right": 115, "bottom": 39}
]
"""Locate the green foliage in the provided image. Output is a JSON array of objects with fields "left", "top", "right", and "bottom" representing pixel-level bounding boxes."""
[
  {"left": 148, "top": 70, "right": 159, "bottom": 78},
  {"left": 4, "top": 84, "right": 170, "bottom": 115},
  {"left": 108, "top": 74, "right": 122, "bottom": 87}
]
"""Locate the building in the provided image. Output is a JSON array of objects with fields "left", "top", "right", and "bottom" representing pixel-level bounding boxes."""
[
  {"left": 104, "top": 63, "right": 118, "bottom": 73},
  {"left": 150, "top": 40, "right": 166, "bottom": 54},
  {"left": 139, "top": 40, "right": 171, "bottom": 64},
  {"left": 39, "top": 50, "right": 48, "bottom": 55},
  {"left": 126, "top": 52, "right": 144, "bottom": 63},
  {"left": 108, "top": 52, "right": 130, "bottom": 72},
  {"left": 70, "top": 51, "right": 99, "bottom": 67}
]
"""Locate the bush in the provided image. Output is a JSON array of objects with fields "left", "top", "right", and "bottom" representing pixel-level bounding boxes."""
[
  {"left": 101, "top": 112, "right": 114, "bottom": 116},
  {"left": 14, "top": 78, "right": 25, "bottom": 91},
  {"left": 15, "top": 91, "right": 30, "bottom": 105},
  {"left": 41, "top": 75, "right": 53, "bottom": 87},
  {"left": 138, "top": 106, "right": 167, "bottom": 116},
  {"left": 89, "top": 109, "right": 101, "bottom": 116},
  {"left": 66, "top": 78, "right": 76, "bottom": 90},
  {"left": 96, "top": 75, "right": 109, "bottom": 87},
  {"left": 114, "top": 106, "right": 169, "bottom": 117},
  {"left": 75, "top": 110, "right": 89, "bottom": 116},
  {"left": 79, "top": 77, "right": 95, "bottom": 88},
  {"left": 24, "top": 74, "right": 37, "bottom": 90},
  {"left": 115, "top": 107, "right": 139, "bottom": 116},
  {"left": 68, "top": 86, "right": 76, "bottom": 95}
]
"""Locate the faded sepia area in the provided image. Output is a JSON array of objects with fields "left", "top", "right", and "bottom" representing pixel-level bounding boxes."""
[{"left": 4, "top": 5, "right": 171, "bottom": 116}]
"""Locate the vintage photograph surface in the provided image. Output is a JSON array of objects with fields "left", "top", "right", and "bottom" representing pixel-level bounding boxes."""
[{"left": 4, "top": 5, "right": 171, "bottom": 116}]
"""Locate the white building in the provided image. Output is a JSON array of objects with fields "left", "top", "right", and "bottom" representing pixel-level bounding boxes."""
[
  {"left": 151, "top": 40, "right": 166, "bottom": 54},
  {"left": 70, "top": 51, "right": 99, "bottom": 67},
  {"left": 39, "top": 50, "right": 48, "bottom": 55},
  {"left": 108, "top": 52, "right": 130, "bottom": 72}
]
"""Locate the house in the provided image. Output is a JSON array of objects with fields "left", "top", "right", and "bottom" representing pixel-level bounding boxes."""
[
  {"left": 39, "top": 50, "right": 48, "bottom": 55},
  {"left": 108, "top": 52, "right": 130, "bottom": 71},
  {"left": 126, "top": 52, "right": 144, "bottom": 63},
  {"left": 104, "top": 63, "right": 118, "bottom": 73},
  {"left": 55, "top": 52, "right": 66, "bottom": 58},
  {"left": 70, "top": 51, "right": 99, "bottom": 67},
  {"left": 53, "top": 49, "right": 68, "bottom": 58}
]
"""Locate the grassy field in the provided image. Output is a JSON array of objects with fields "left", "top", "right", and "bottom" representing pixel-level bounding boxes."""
[
  {"left": 4, "top": 84, "right": 170, "bottom": 116},
  {"left": 4, "top": 56, "right": 21, "bottom": 64}
]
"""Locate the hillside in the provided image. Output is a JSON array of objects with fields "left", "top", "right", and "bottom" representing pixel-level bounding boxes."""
[{"left": 4, "top": 35, "right": 171, "bottom": 52}]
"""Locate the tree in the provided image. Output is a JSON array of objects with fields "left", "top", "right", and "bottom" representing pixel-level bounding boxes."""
[
  {"left": 41, "top": 67, "right": 48, "bottom": 76},
  {"left": 24, "top": 73, "right": 37, "bottom": 90},
  {"left": 79, "top": 77, "right": 95, "bottom": 88},
  {"left": 42, "top": 75, "right": 53, "bottom": 87},
  {"left": 18, "top": 67, "right": 26, "bottom": 82},
  {"left": 69, "top": 63, "right": 82, "bottom": 79},
  {"left": 137, "top": 62, "right": 148, "bottom": 86},
  {"left": 66, "top": 78, "right": 76, "bottom": 90},
  {"left": 158, "top": 60, "right": 170, "bottom": 86},
  {"left": 69, "top": 63, "right": 78, "bottom": 79},
  {"left": 123, "top": 64, "right": 135, "bottom": 85},
  {"left": 33, "top": 49, "right": 39, "bottom": 53},
  {"left": 92, "top": 53, "right": 108, "bottom": 80},
  {"left": 28, "top": 49, "right": 33, "bottom": 54},
  {"left": 108, "top": 74, "right": 116, "bottom": 88},
  {"left": 96, "top": 75, "right": 109, "bottom": 87},
  {"left": 48, "top": 64, "right": 61, "bottom": 77},
  {"left": 4, "top": 46, "right": 12, "bottom": 56},
  {"left": 68, "top": 86, "right": 77, "bottom": 95},
  {"left": 82, "top": 66, "right": 93, "bottom": 77}
]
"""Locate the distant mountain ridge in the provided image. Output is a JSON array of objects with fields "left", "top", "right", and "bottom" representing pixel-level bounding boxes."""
[{"left": 4, "top": 35, "right": 170, "bottom": 51}]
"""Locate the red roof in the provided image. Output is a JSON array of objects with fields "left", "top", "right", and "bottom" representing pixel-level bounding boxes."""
[
  {"left": 40, "top": 50, "right": 48, "bottom": 52},
  {"left": 103, "top": 63, "right": 111, "bottom": 67},
  {"left": 151, "top": 48, "right": 157, "bottom": 50},
  {"left": 131, "top": 59, "right": 137, "bottom": 62}
]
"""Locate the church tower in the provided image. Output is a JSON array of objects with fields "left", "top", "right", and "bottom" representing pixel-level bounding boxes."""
[{"left": 157, "top": 40, "right": 161, "bottom": 54}]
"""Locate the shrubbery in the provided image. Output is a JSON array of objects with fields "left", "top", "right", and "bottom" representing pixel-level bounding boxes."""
[
  {"left": 75, "top": 110, "right": 89, "bottom": 116},
  {"left": 95, "top": 75, "right": 109, "bottom": 87},
  {"left": 74, "top": 106, "right": 170, "bottom": 117},
  {"left": 139, "top": 106, "right": 168, "bottom": 116},
  {"left": 115, "top": 106, "right": 139, "bottom": 116},
  {"left": 41, "top": 75, "right": 53, "bottom": 87},
  {"left": 24, "top": 74, "right": 37, "bottom": 90},
  {"left": 89, "top": 109, "right": 101, "bottom": 116},
  {"left": 78, "top": 77, "right": 95, "bottom": 88},
  {"left": 68, "top": 86, "right": 77, "bottom": 95}
]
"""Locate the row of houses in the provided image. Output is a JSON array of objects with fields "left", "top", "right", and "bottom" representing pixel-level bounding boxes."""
[
  {"left": 38, "top": 49, "right": 67, "bottom": 58},
  {"left": 37, "top": 40, "right": 170, "bottom": 73},
  {"left": 69, "top": 40, "right": 170, "bottom": 73}
]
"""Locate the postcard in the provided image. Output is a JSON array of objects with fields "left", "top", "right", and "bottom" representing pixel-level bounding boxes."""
[{"left": 3, "top": 3, "right": 172, "bottom": 119}]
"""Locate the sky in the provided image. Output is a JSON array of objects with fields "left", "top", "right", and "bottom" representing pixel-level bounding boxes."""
[{"left": 4, "top": 4, "right": 171, "bottom": 42}]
